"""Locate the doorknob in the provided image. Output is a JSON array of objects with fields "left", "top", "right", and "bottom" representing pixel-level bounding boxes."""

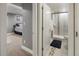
[{"left": 76, "top": 32, "right": 78, "bottom": 37}]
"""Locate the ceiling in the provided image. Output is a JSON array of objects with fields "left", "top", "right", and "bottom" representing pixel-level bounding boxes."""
[{"left": 47, "top": 3, "right": 69, "bottom": 13}]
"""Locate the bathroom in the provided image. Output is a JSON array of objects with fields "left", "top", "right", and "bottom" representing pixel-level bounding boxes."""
[{"left": 41, "top": 3, "right": 70, "bottom": 56}]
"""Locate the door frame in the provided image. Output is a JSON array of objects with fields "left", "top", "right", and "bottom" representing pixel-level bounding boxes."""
[
  {"left": 37, "top": 3, "right": 75, "bottom": 56},
  {"left": 0, "top": 3, "right": 38, "bottom": 56},
  {"left": 74, "top": 3, "right": 79, "bottom": 56},
  {"left": 37, "top": 3, "right": 43, "bottom": 56},
  {"left": 32, "top": 3, "right": 38, "bottom": 56},
  {"left": 68, "top": 4, "right": 75, "bottom": 56}
]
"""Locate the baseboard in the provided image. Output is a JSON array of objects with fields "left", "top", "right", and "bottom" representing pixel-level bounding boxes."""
[{"left": 21, "top": 45, "right": 33, "bottom": 54}]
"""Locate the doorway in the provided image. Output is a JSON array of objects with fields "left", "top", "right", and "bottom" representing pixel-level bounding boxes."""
[
  {"left": 41, "top": 3, "right": 74, "bottom": 56},
  {"left": 0, "top": 3, "right": 37, "bottom": 56},
  {"left": 52, "top": 13, "right": 68, "bottom": 56},
  {"left": 6, "top": 3, "right": 33, "bottom": 56}
]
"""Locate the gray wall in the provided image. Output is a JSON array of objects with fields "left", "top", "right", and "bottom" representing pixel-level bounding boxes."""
[
  {"left": 22, "top": 4, "right": 32, "bottom": 50},
  {"left": 7, "top": 13, "right": 16, "bottom": 33}
]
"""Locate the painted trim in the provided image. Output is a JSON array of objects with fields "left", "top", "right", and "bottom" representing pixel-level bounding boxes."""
[
  {"left": 32, "top": 3, "right": 38, "bottom": 56},
  {"left": 68, "top": 4, "right": 75, "bottom": 56},
  {"left": 21, "top": 45, "right": 33, "bottom": 54},
  {"left": 37, "top": 4, "right": 43, "bottom": 56}
]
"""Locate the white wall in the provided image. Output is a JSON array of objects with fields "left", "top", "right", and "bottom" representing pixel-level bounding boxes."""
[{"left": 0, "top": 4, "right": 7, "bottom": 56}]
